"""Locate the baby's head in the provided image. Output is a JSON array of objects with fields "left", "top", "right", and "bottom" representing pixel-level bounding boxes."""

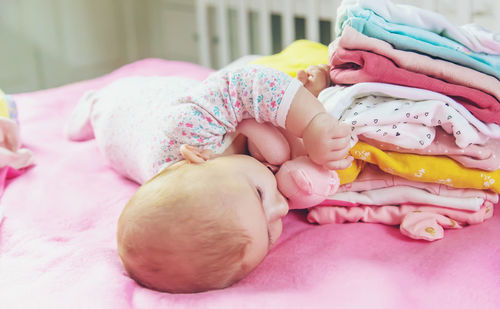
[{"left": 117, "top": 150, "right": 288, "bottom": 293}]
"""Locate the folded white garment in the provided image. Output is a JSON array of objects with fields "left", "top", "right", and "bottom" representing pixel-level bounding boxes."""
[
  {"left": 319, "top": 83, "right": 491, "bottom": 149},
  {"left": 328, "top": 185, "right": 485, "bottom": 211}
]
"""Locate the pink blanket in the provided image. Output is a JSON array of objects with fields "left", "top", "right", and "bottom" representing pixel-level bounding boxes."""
[{"left": 1, "top": 59, "right": 499, "bottom": 308}]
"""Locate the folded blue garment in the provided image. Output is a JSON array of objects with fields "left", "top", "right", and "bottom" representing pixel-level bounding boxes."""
[{"left": 339, "top": 7, "right": 500, "bottom": 80}]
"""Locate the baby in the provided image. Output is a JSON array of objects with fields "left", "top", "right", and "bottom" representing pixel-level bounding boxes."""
[{"left": 65, "top": 64, "right": 349, "bottom": 293}]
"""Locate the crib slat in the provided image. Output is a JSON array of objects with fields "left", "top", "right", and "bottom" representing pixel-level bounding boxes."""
[
  {"left": 457, "top": 0, "right": 472, "bottom": 24},
  {"left": 282, "top": 0, "right": 295, "bottom": 48},
  {"left": 216, "top": 0, "right": 231, "bottom": 67},
  {"left": 258, "top": 0, "right": 272, "bottom": 55},
  {"left": 495, "top": 2, "right": 500, "bottom": 31},
  {"left": 237, "top": 0, "right": 250, "bottom": 56},
  {"left": 322, "top": 0, "right": 339, "bottom": 41},
  {"left": 306, "top": 0, "right": 319, "bottom": 42},
  {"left": 421, "top": 0, "right": 436, "bottom": 11},
  {"left": 330, "top": 0, "right": 342, "bottom": 38},
  {"left": 122, "top": 0, "right": 138, "bottom": 62},
  {"left": 196, "top": 0, "right": 211, "bottom": 67}
]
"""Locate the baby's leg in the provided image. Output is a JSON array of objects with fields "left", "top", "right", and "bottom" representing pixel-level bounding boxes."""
[
  {"left": 65, "top": 76, "right": 201, "bottom": 184},
  {"left": 64, "top": 90, "right": 98, "bottom": 141}
]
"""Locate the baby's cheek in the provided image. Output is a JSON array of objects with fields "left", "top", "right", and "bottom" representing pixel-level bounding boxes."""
[{"left": 268, "top": 220, "right": 283, "bottom": 248}]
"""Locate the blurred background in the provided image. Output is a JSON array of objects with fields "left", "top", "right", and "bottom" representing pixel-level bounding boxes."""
[{"left": 1, "top": 0, "right": 499, "bottom": 93}]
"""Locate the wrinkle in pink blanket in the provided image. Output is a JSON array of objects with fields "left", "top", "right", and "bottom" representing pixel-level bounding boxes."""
[
  {"left": 329, "top": 45, "right": 500, "bottom": 125},
  {"left": 0, "top": 166, "right": 25, "bottom": 199}
]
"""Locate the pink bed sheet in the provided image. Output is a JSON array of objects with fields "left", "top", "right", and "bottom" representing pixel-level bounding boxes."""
[{"left": 1, "top": 59, "right": 499, "bottom": 308}]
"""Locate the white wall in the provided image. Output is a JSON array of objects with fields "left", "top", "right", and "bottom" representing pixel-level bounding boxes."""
[
  {"left": 1, "top": 0, "right": 499, "bottom": 93},
  {"left": 1, "top": 0, "right": 158, "bottom": 93}
]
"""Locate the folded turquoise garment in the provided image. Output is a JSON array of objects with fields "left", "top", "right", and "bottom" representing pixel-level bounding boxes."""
[{"left": 339, "top": 7, "right": 500, "bottom": 80}]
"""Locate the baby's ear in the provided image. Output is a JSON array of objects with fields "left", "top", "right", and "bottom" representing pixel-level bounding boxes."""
[{"left": 180, "top": 145, "right": 215, "bottom": 163}]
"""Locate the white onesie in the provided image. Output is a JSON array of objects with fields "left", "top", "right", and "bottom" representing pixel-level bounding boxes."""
[{"left": 65, "top": 65, "right": 301, "bottom": 184}]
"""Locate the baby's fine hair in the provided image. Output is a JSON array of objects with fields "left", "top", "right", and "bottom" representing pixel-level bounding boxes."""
[{"left": 117, "top": 164, "right": 252, "bottom": 293}]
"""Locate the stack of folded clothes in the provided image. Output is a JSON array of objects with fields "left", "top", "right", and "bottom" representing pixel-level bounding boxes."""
[
  {"left": 308, "top": 0, "right": 500, "bottom": 241},
  {"left": 0, "top": 89, "right": 34, "bottom": 221}
]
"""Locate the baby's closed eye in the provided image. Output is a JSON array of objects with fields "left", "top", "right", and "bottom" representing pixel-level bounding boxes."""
[{"left": 256, "top": 187, "right": 264, "bottom": 199}]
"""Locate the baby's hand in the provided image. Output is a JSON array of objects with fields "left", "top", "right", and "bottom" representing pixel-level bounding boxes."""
[
  {"left": 302, "top": 112, "right": 353, "bottom": 170},
  {"left": 296, "top": 64, "right": 331, "bottom": 97}
]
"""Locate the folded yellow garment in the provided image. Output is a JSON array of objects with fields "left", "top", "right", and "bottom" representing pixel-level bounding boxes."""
[
  {"left": 250, "top": 40, "right": 329, "bottom": 77},
  {"left": 349, "top": 141, "right": 500, "bottom": 193},
  {"left": 0, "top": 89, "right": 11, "bottom": 119},
  {"left": 337, "top": 159, "right": 363, "bottom": 185}
]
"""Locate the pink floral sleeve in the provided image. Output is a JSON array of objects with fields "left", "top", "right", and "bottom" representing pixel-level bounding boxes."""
[
  {"left": 180, "top": 64, "right": 301, "bottom": 129},
  {"left": 157, "top": 65, "right": 302, "bottom": 171}
]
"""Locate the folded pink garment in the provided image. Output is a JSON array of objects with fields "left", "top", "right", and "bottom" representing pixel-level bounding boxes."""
[
  {"left": 329, "top": 45, "right": 500, "bottom": 125},
  {"left": 307, "top": 203, "right": 494, "bottom": 241},
  {"left": 335, "top": 26, "right": 500, "bottom": 103},
  {"left": 323, "top": 186, "right": 489, "bottom": 211},
  {"left": 0, "top": 118, "right": 34, "bottom": 169},
  {"left": 359, "top": 127, "right": 500, "bottom": 171}
]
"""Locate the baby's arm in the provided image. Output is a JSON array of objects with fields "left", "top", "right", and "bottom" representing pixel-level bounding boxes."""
[
  {"left": 237, "top": 119, "right": 290, "bottom": 165},
  {"left": 186, "top": 65, "right": 351, "bottom": 169},
  {"left": 285, "top": 64, "right": 352, "bottom": 170},
  {"left": 285, "top": 85, "right": 353, "bottom": 170}
]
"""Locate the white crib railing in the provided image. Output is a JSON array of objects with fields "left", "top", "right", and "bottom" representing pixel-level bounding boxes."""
[
  {"left": 195, "top": 0, "right": 494, "bottom": 69},
  {"left": 196, "top": 0, "right": 342, "bottom": 68}
]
